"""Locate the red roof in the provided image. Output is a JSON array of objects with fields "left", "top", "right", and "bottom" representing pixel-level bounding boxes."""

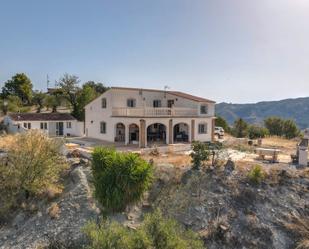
[{"left": 9, "top": 113, "right": 76, "bottom": 121}]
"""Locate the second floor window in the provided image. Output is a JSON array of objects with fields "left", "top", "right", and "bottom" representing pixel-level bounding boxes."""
[
  {"left": 127, "top": 98, "right": 136, "bottom": 108},
  {"left": 100, "top": 122, "right": 106, "bottom": 134},
  {"left": 200, "top": 105, "right": 208, "bottom": 114},
  {"left": 153, "top": 100, "right": 161, "bottom": 108},
  {"left": 101, "top": 98, "right": 107, "bottom": 108}
]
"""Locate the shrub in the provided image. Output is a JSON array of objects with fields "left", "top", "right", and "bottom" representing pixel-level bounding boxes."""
[
  {"left": 0, "top": 131, "right": 67, "bottom": 218},
  {"left": 248, "top": 165, "right": 265, "bottom": 184},
  {"left": 190, "top": 141, "right": 210, "bottom": 170},
  {"left": 264, "top": 116, "right": 300, "bottom": 139},
  {"left": 91, "top": 147, "right": 153, "bottom": 212},
  {"left": 247, "top": 125, "right": 269, "bottom": 139},
  {"left": 83, "top": 209, "right": 204, "bottom": 249}
]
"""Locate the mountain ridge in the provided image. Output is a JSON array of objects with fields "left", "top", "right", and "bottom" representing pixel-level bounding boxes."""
[{"left": 215, "top": 96, "right": 309, "bottom": 129}]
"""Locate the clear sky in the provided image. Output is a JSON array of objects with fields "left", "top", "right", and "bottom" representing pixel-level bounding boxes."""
[{"left": 1, "top": 0, "right": 308, "bottom": 103}]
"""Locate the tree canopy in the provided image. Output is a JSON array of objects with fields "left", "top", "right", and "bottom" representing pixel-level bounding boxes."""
[{"left": 2, "top": 73, "right": 33, "bottom": 104}]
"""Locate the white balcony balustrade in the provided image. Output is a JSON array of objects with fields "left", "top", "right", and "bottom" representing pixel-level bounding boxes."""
[{"left": 112, "top": 107, "right": 201, "bottom": 117}]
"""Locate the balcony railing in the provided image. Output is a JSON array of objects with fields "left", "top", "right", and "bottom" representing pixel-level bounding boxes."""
[{"left": 112, "top": 107, "right": 200, "bottom": 117}]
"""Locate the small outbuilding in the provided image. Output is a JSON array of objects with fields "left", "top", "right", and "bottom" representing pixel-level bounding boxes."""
[{"left": 3, "top": 113, "right": 84, "bottom": 137}]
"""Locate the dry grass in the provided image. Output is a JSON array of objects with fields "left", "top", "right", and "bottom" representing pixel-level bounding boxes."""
[
  {"left": 142, "top": 153, "right": 192, "bottom": 168},
  {"left": 281, "top": 213, "right": 309, "bottom": 249},
  {"left": 262, "top": 136, "right": 299, "bottom": 155},
  {"left": 43, "top": 185, "right": 63, "bottom": 201},
  {"left": 48, "top": 202, "right": 60, "bottom": 219},
  {"left": 0, "top": 134, "right": 17, "bottom": 150}
]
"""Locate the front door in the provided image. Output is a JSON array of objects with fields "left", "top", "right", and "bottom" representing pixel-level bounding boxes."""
[
  {"left": 56, "top": 122, "right": 64, "bottom": 136},
  {"left": 167, "top": 100, "right": 174, "bottom": 108}
]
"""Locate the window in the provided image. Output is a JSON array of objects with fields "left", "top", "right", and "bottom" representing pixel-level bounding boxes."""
[
  {"left": 100, "top": 122, "right": 106, "bottom": 134},
  {"left": 200, "top": 105, "right": 208, "bottom": 114},
  {"left": 127, "top": 98, "right": 136, "bottom": 108},
  {"left": 27, "top": 123, "right": 31, "bottom": 129},
  {"left": 198, "top": 123, "right": 207, "bottom": 134},
  {"left": 40, "top": 122, "right": 47, "bottom": 130},
  {"left": 23, "top": 123, "right": 27, "bottom": 128},
  {"left": 101, "top": 98, "right": 107, "bottom": 108},
  {"left": 153, "top": 100, "right": 161, "bottom": 108},
  {"left": 66, "top": 122, "right": 72, "bottom": 129}
]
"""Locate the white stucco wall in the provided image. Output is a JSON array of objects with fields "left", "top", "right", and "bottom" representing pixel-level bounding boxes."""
[
  {"left": 4, "top": 116, "right": 83, "bottom": 137},
  {"left": 84, "top": 88, "right": 215, "bottom": 146}
]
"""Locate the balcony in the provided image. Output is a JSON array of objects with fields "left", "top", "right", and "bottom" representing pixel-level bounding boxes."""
[{"left": 112, "top": 107, "right": 200, "bottom": 117}]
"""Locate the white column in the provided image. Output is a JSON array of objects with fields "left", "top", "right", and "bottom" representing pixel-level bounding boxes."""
[{"left": 125, "top": 125, "right": 129, "bottom": 145}]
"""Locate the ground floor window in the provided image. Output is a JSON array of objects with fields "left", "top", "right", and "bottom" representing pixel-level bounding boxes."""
[
  {"left": 66, "top": 121, "right": 72, "bottom": 128},
  {"left": 198, "top": 123, "right": 207, "bottom": 134},
  {"left": 40, "top": 122, "right": 47, "bottom": 130},
  {"left": 100, "top": 122, "right": 106, "bottom": 134},
  {"left": 24, "top": 122, "right": 31, "bottom": 129}
]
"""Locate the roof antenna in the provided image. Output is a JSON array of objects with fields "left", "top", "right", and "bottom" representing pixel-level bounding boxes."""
[
  {"left": 47, "top": 74, "right": 50, "bottom": 90},
  {"left": 164, "top": 85, "right": 170, "bottom": 98},
  {"left": 164, "top": 85, "right": 170, "bottom": 91}
]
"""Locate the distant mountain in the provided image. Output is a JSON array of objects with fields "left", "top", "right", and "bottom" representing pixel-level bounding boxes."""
[{"left": 215, "top": 97, "right": 309, "bottom": 129}]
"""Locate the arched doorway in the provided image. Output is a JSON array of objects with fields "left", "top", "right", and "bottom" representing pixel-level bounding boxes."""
[
  {"left": 129, "top": 123, "right": 139, "bottom": 145},
  {"left": 115, "top": 123, "right": 125, "bottom": 143},
  {"left": 174, "top": 123, "right": 189, "bottom": 143},
  {"left": 147, "top": 123, "right": 167, "bottom": 145}
]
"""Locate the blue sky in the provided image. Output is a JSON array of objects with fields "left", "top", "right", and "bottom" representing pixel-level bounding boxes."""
[{"left": 1, "top": 0, "right": 308, "bottom": 103}]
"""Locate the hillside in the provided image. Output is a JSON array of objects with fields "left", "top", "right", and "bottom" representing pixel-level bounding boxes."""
[{"left": 215, "top": 97, "right": 309, "bottom": 129}]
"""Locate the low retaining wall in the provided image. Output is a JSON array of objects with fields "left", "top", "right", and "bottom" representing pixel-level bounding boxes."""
[{"left": 141, "top": 143, "right": 192, "bottom": 155}]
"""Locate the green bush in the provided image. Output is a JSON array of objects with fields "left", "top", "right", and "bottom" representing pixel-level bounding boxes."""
[
  {"left": 83, "top": 209, "right": 204, "bottom": 249},
  {"left": 215, "top": 116, "right": 231, "bottom": 133},
  {"left": 0, "top": 131, "right": 67, "bottom": 218},
  {"left": 248, "top": 165, "right": 265, "bottom": 184},
  {"left": 91, "top": 147, "right": 153, "bottom": 212},
  {"left": 264, "top": 116, "right": 300, "bottom": 139},
  {"left": 190, "top": 141, "right": 210, "bottom": 170},
  {"left": 247, "top": 125, "right": 269, "bottom": 139}
]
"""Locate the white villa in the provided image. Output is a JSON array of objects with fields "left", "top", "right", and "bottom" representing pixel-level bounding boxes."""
[
  {"left": 4, "top": 113, "right": 84, "bottom": 137},
  {"left": 85, "top": 87, "right": 216, "bottom": 147}
]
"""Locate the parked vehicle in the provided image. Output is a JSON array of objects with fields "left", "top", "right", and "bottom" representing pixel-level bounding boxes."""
[{"left": 214, "top": 126, "right": 225, "bottom": 137}]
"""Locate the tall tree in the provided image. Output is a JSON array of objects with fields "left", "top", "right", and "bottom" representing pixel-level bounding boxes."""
[
  {"left": 2, "top": 73, "right": 33, "bottom": 104},
  {"left": 215, "top": 116, "right": 231, "bottom": 133},
  {"left": 44, "top": 93, "right": 63, "bottom": 113},
  {"left": 232, "top": 118, "right": 248, "bottom": 138},
  {"left": 32, "top": 91, "right": 46, "bottom": 113},
  {"left": 56, "top": 74, "right": 80, "bottom": 118},
  {"left": 83, "top": 81, "right": 108, "bottom": 94},
  {"left": 264, "top": 116, "right": 284, "bottom": 136},
  {"left": 75, "top": 85, "right": 97, "bottom": 120},
  {"left": 282, "top": 119, "right": 299, "bottom": 139}
]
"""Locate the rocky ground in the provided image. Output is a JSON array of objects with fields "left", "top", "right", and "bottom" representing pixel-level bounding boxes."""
[
  {"left": 151, "top": 162, "right": 309, "bottom": 249},
  {"left": 1, "top": 146, "right": 308, "bottom": 249},
  {"left": 0, "top": 158, "right": 99, "bottom": 249}
]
